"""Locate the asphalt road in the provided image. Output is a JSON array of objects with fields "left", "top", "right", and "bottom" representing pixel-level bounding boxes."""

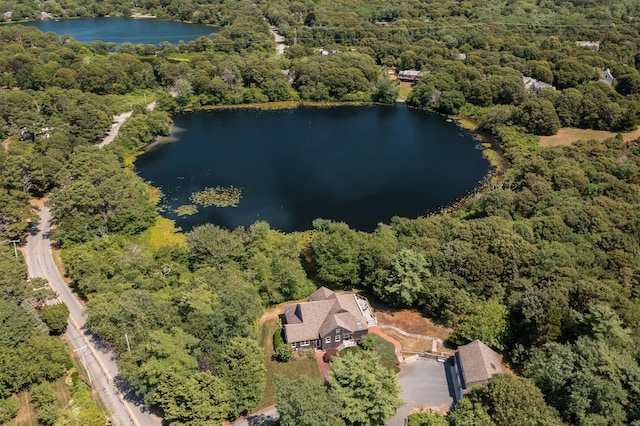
[{"left": 25, "top": 207, "right": 162, "bottom": 426}]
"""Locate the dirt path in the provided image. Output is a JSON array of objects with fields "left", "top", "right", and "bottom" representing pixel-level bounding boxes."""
[{"left": 260, "top": 306, "right": 282, "bottom": 327}]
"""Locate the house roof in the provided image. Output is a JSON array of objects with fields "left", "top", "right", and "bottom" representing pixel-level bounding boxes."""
[
  {"left": 522, "top": 76, "right": 555, "bottom": 92},
  {"left": 602, "top": 68, "right": 615, "bottom": 85},
  {"left": 308, "top": 286, "right": 336, "bottom": 302},
  {"left": 283, "top": 287, "right": 368, "bottom": 343},
  {"left": 576, "top": 41, "right": 600, "bottom": 50},
  {"left": 398, "top": 70, "right": 423, "bottom": 78},
  {"left": 456, "top": 340, "right": 503, "bottom": 388}
]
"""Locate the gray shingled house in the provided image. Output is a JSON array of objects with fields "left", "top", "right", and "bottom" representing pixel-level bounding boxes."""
[
  {"left": 281, "top": 287, "right": 376, "bottom": 351},
  {"left": 452, "top": 340, "right": 503, "bottom": 400}
]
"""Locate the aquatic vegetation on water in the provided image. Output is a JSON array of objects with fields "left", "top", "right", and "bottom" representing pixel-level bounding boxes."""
[
  {"left": 174, "top": 204, "right": 199, "bottom": 216},
  {"left": 190, "top": 186, "right": 243, "bottom": 208}
]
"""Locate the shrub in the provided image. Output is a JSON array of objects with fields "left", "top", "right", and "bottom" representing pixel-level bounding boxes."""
[
  {"left": 408, "top": 412, "right": 448, "bottom": 426},
  {"left": 30, "top": 382, "right": 55, "bottom": 406},
  {"left": 30, "top": 383, "right": 59, "bottom": 426},
  {"left": 323, "top": 348, "right": 339, "bottom": 362},
  {"left": 0, "top": 398, "right": 18, "bottom": 424},
  {"left": 274, "top": 344, "right": 294, "bottom": 362},
  {"left": 359, "top": 335, "right": 377, "bottom": 351},
  {"left": 299, "top": 349, "right": 315, "bottom": 359},
  {"left": 273, "top": 328, "right": 285, "bottom": 349},
  {"left": 39, "top": 303, "right": 69, "bottom": 335}
]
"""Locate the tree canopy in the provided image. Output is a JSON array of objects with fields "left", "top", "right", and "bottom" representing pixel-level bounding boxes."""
[
  {"left": 327, "top": 351, "right": 403, "bottom": 426},
  {"left": 2, "top": 0, "right": 640, "bottom": 424}
]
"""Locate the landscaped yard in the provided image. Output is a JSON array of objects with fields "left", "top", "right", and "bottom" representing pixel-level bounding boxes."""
[
  {"left": 342, "top": 334, "right": 400, "bottom": 373},
  {"left": 397, "top": 83, "right": 413, "bottom": 101},
  {"left": 255, "top": 319, "right": 323, "bottom": 410}
]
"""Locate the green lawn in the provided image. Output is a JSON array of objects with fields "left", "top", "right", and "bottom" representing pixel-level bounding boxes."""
[
  {"left": 397, "top": 84, "right": 413, "bottom": 101},
  {"left": 342, "top": 334, "right": 400, "bottom": 373},
  {"left": 255, "top": 319, "right": 323, "bottom": 410}
]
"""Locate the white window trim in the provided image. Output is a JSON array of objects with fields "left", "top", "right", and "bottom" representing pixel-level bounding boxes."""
[
  {"left": 325, "top": 336, "right": 331, "bottom": 343},
  {"left": 335, "top": 335, "right": 341, "bottom": 341},
  {"left": 301, "top": 340, "right": 310, "bottom": 346},
  {"left": 336, "top": 328, "right": 340, "bottom": 334}
]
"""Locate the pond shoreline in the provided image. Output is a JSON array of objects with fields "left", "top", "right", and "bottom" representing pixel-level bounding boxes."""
[
  {"left": 135, "top": 101, "right": 494, "bottom": 233},
  {"left": 127, "top": 98, "right": 506, "bottom": 233},
  {"left": 1, "top": 15, "right": 218, "bottom": 28}
]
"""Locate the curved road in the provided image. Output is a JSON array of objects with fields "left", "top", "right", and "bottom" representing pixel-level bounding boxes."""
[
  {"left": 97, "top": 111, "right": 132, "bottom": 148},
  {"left": 25, "top": 207, "right": 162, "bottom": 426},
  {"left": 97, "top": 101, "right": 156, "bottom": 148}
]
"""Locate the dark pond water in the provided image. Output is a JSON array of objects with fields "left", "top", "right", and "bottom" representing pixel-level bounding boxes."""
[
  {"left": 20, "top": 18, "right": 217, "bottom": 45},
  {"left": 135, "top": 104, "right": 489, "bottom": 232}
]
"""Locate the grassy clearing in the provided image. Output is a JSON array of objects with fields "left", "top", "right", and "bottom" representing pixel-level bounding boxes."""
[
  {"left": 166, "top": 54, "right": 191, "bottom": 62},
  {"left": 10, "top": 375, "right": 73, "bottom": 426},
  {"left": 108, "top": 89, "right": 157, "bottom": 113},
  {"left": 397, "top": 83, "right": 412, "bottom": 101},
  {"left": 539, "top": 127, "right": 640, "bottom": 147},
  {"left": 11, "top": 391, "right": 36, "bottom": 426},
  {"left": 255, "top": 319, "right": 322, "bottom": 410},
  {"left": 53, "top": 376, "right": 72, "bottom": 408},
  {"left": 539, "top": 128, "right": 617, "bottom": 146}
]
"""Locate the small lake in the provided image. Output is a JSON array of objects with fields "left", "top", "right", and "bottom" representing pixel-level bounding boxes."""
[
  {"left": 20, "top": 18, "right": 217, "bottom": 45},
  {"left": 135, "top": 104, "right": 489, "bottom": 232}
]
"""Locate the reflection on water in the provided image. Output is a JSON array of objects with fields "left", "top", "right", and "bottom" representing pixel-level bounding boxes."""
[
  {"left": 20, "top": 17, "right": 217, "bottom": 45},
  {"left": 136, "top": 104, "right": 489, "bottom": 232}
]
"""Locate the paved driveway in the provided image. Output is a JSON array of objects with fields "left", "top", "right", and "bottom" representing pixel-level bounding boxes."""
[{"left": 387, "top": 357, "right": 455, "bottom": 426}]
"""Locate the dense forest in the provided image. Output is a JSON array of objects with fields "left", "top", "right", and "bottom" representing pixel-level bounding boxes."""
[{"left": 1, "top": 0, "right": 640, "bottom": 424}]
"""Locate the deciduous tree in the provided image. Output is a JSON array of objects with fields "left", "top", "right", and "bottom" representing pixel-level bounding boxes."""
[
  {"left": 276, "top": 376, "right": 344, "bottom": 426},
  {"left": 467, "top": 374, "right": 563, "bottom": 426},
  {"left": 312, "top": 220, "right": 362, "bottom": 285},
  {"left": 327, "top": 351, "right": 403, "bottom": 426},
  {"left": 449, "top": 300, "right": 509, "bottom": 350},
  {"left": 217, "top": 337, "right": 266, "bottom": 418}
]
